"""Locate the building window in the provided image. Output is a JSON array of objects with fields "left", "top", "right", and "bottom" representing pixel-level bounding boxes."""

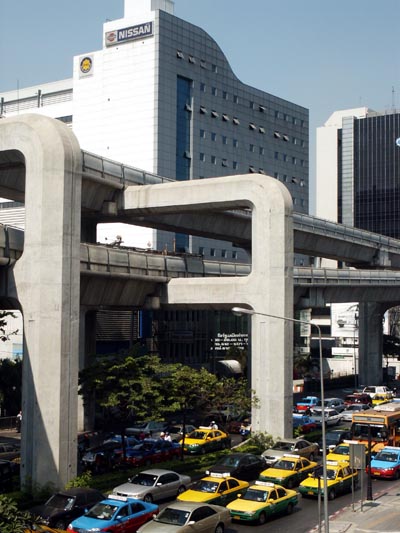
[
  {"left": 274, "top": 151, "right": 279, "bottom": 160},
  {"left": 259, "top": 105, "right": 266, "bottom": 113},
  {"left": 259, "top": 168, "right": 265, "bottom": 174},
  {"left": 301, "top": 159, "right": 305, "bottom": 167},
  {"left": 200, "top": 129, "right": 206, "bottom": 138},
  {"left": 222, "top": 91, "right": 228, "bottom": 100},
  {"left": 222, "top": 158, "right": 228, "bottom": 167},
  {"left": 211, "top": 64, "right": 218, "bottom": 73},
  {"left": 184, "top": 150, "right": 191, "bottom": 159},
  {"left": 250, "top": 101, "right": 255, "bottom": 109},
  {"left": 200, "top": 59, "right": 206, "bottom": 69},
  {"left": 233, "top": 117, "right": 240, "bottom": 125},
  {"left": 176, "top": 50, "right": 184, "bottom": 59},
  {"left": 232, "top": 251, "right": 238, "bottom": 259},
  {"left": 283, "top": 153, "right": 287, "bottom": 162},
  {"left": 233, "top": 95, "right": 239, "bottom": 104},
  {"left": 259, "top": 146, "right": 264, "bottom": 155},
  {"left": 200, "top": 105, "right": 207, "bottom": 114},
  {"left": 199, "top": 246, "right": 204, "bottom": 255},
  {"left": 249, "top": 166, "right": 256, "bottom": 173},
  {"left": 259, "top": 126, "right": 265, "bottom": 134},
  {"left": 211, "top": 87, "right": 218, "bottom": 96},
  {"left": 233, "top": 138, "right": 238, "bottom": 148},
  {"left": 275, "top": 110, "right": 280, "bottom": 118},
  {"left": 211, "top": 110, "right": 219, "bottom": 118},
  {"left": 222, "top": 113, "right": 229, "bottom": 121},
  {"left": 210, "top": 248, "right": 216, "bottom": 256},
  {"left": 274, "top": 172, "right": 279, "bottom": 179},
  {"left": 233, "top": 161, "right": 238, "bottom": 169},
  {"left": 188, "top": 55, "right": 196, "bottom": 64},
  {"left": 292, "top": 177, "right": 298, "bottom": 184},
  {"left": 211, "top": 155, "right": 216, "bottom": 164},
  {"left": 274, "top": 131, "right": 281, "bottom": 139},
  {"left": 222, "top": 135, "right": 227, "bottom": 144},
  {"left": 211, "top": 132, "right": 217, "bottom": 141},
  {"left": 283, "top": 134, "right": 289, "bottom": 141},
  {"left": 200, "top": 82, "right": 206, "bottom": 92},
  {"left": 185, "top": 103, "right": 192, "bottom": 112},
  {"left": 249, "top": 144, "right": 255, "bottom": 152},
  {"left": 249, "top": 122, "right": 256, "bottom": 130},
  {"left": 221, "top": 249, "right": 227, "bottom": 258},
  {"left": 292, "top": 157, "right": 297, "bottom": 164},
  {"left": 200, "top": 152, "right": 205, "bottom": 161},
  {"left": 283, "top": 174, "right": 288, "bottom": 182},
  {"left": 300, "top": 179, "right": 305, "bottom": 187}
]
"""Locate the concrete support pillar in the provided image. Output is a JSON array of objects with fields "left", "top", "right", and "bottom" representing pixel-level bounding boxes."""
[
  {"left": 0, "top": 115, "right": 82, "bottom": 489},
  {"left": 78, "top": 308, "right": 97, "bottom": 432},
  {"left": 358, "top": 302, "right": 385, "bottom": 386},
  {"left": 124, "top": 174, "right": 294, "bottom": 438}
]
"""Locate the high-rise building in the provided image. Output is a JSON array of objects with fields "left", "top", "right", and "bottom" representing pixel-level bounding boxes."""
[{"left": 0, "top": 0, "right": 309, "bottom": 363}]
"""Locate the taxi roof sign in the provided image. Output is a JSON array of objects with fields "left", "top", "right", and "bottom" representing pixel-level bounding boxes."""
[
  {"left": 255, "top": 480, "right": 275, "bottom": 487},
  {"left": 108, "top": 494, "right": 128, "bottom": 502}
]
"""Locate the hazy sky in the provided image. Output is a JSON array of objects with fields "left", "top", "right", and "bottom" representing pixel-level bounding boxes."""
[{"left": 1, "top": 0, "right": 399, "bottom": 211}]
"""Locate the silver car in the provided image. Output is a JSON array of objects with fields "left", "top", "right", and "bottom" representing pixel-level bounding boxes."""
[
  {"left": 113, "top": 469, "right": 191, "bottom": 503},
  {"left": 137, "top": 501, "right": 230, "bottom": 533}
]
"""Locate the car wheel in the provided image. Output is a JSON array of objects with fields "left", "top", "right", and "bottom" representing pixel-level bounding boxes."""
[
  {"left": 258, "top": 512, "right": 267, "bottom": 525},
  {"left": 287, "top": 502, "right": 294, "bottom": 515},
  {"left": 144, "top": 494, "right": 153, "bottom": 503},
  {"left": 309, "top": 453, "right": 315, "bottom": 461},
  {"left": 328, "top": 489, "right": 336, "bottom": 500},
  {"left": 177, "top": 485, "right": 186, "bottom": 495},
  {"left": 54, "top": 520, "right": 67, "bottom": 530},
  {"left": 214, "top": 523, "right": 224, "bottom": 533}
]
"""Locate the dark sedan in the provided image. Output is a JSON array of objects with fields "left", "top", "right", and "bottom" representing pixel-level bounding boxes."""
[
  {"left": 205, "top": 453, "right": 266, "bottom": 481},
  {"left": 114, "top": 438, "right": 181, "bottom": 467},
  {"left": 29, "top": 487, "right": 105, "bottom": 530}
]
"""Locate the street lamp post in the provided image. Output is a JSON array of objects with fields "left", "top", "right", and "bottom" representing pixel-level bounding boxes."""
[{"left": 231, "top": 306, "right": 329, "bottom": 533}]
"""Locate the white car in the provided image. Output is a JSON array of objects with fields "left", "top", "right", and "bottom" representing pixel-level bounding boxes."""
[
  {"left": 137, "top": 501, "right": 230, "bottom": 533},
  {"left": 341, "top": 404, "right": 370, "bottom": 422},
  {"left": 113, "top": 469, "right": 191, "bottom": 503},
  {"left": 310, "top": 408, "right": 342, "bottom": 427}
]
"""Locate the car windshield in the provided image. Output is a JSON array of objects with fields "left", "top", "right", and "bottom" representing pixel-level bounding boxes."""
[
  {"left": 85, "top": 502, "right": 118, "bottom": 520},
  {"left": 188, "top": 431, "right": 207, "bottom": 439},
  {"left": 46, "top": 494, "right": 75, "bottom": 511},
  {"left": 273, "top": 441, "right": 294, "bottom": 451},
  {"left": 326, "top": 469, "right": 338, "bottom": 480},
  {"left": 217, "top": 456, "right": 240, "bottom": 467},
  {"left": 155, "top": 507, "right": 190, "bottom": 526},
  {"left": 332, "top": 446, "right": 349, "bottom": 455},
  {"left": 243, "top": 489, "right": 268, "bottom": 502},
  {"left": 375, "top": 452, "right": 399, "bottom": 462},
  {"left": 274, "top": 459, "right": 295, "bottom": 470},
  {"left": 130, "top": 473, "right": 157, "bottom": 486},
  {"left": 193, "top": 480, "right": 219, "bottom": 493}
]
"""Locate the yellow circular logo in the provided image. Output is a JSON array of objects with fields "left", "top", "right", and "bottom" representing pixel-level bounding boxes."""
[{"left": 80, "top": 56, "right": 92, "bottom": 74}]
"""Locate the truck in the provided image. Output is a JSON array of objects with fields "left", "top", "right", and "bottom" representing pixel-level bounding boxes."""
[{"left": 295, "top": 396, "right": 319, "bottom": 414}]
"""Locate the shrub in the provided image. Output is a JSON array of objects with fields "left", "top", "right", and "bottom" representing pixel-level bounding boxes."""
[{"left": 0, "top": 494, "right": 39, "bottom": 533}]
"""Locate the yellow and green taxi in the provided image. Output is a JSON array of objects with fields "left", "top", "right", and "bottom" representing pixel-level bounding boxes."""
[
  {"left": 180, "top": 427, "right": 231, "bottom": 455},
  {"left": 258, "top": 454, "right": 317, "bottom": 489},
  {"left": 227, "top": 480, "right": 298, "bottom": 525},
  {"left": 299, "top": 460, "right": 358, "bottom": 500},
  {"left": 177, "top": 473, "right": 249, "bottom": 506}
]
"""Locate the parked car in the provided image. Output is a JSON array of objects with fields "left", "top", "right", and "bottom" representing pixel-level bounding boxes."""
[
  {"left": 299, "top": 460, "right": 358, "bottom": 500},
  {"left": 344, "top": 393, "right": 372, "bottom": 406},
  {"left": 312, "top": 398, "right": 346, "bottom": 413},
  {"left": 112, "top": 469, "right": 191, "bottom": 502},
  {"left": 126, "top": 421, "right": 168, "bottom": 437},
  {"left": 154, "top": 424, "right": 196, "bottom": 442},
  {"left": 292, "top": 414, "right": 318, "bottom": 433},
  {"left": 177, "top": 474, "right": 249, "bottom": 506},
  {"left": 367, "top": 446, "right": 400, "bottom": 479},
  {"left": 181, "top": 427, "right": 231, "bottom": 455},
  {"left": 205, "top": 453, "right": 266, "bottom": 481},
  {"left": 114, "top": 438, "right": 181, "bottom": 467},
  {"left": 341, "top": 403, "right": 370, "bottom": 422},
  {"left": 319, "top": 428, "right": 351, "bottom": 455},
  {"left": 67, "top": 495, "right": 158, "bottom": 533},
  {"left": 227, "top": 480, "right": 298, "bottom": 525},
  {"left": 310, "top": 408, "right": 342, "bottom": 427},
  {"left": 226, "top": 413, "right": 251, "bottom": 434},
  {"left": 30, "top": 487, "right": 105, "bottom": 530},
  {"left": 0, "top": 442, "right": 20, "bottom": 462},
  {"left": 362, "top": 386, "right": 395, "bottom": 400},
  {"left": 262, "top": 438, "right": 319, "bottom": 467},
  {"left": 81, "top": 442, "right": 121, "bottom": 473},
  {"left": 259, "top": 455, "right": 318, "bottom": 489},
  {"left": 295, "top": 396, "right": 319, "bottom": 414},
  {"left": 137, "top": 501, "right": 231, "bottom": 533}
]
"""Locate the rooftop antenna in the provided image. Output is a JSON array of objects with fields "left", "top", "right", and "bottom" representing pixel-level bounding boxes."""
[{"left": 392, "top": 86, "right": 396, "bottom": 112}]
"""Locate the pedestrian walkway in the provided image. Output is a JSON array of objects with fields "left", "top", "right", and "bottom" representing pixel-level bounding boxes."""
[{"left": 310, "top": 484, "right": 400, "bottom": 533}]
